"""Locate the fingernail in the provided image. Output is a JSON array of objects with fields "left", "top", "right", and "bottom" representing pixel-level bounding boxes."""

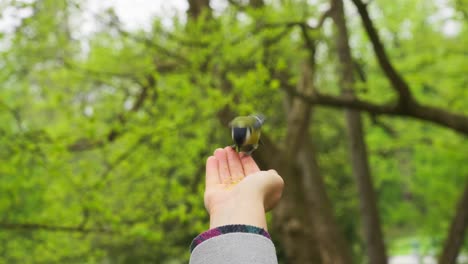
[
  {"left": 214, "top": 148, "right": 224, "bottom": 155},
  {"left": 224, "top": 146, "right": 234, "bottom": 151}
]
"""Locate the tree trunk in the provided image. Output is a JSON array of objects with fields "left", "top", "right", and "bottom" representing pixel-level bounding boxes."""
[
  {"left": 332, "top": 0, "right": 388, "bottom": 263},
  {"left": 269, "top": 61, "right": 323, "bottom": 264},
  {"left": 438, "top": 180, "right": 468, "bottom": 264},
  {"left": 187, "top": 0, "right": 211, "bottom": 19},
  {"left": 299, "top": 137, "right": 354, "bottom": 264},
  {"left": 263, "top": 60, "right": 352, "bottom": 263},
  {"left": 271, "top": 158, "right": 323, "bottom": 264},
  {"left": 249, "top": 0, "right": 264, "bottom": 8}
]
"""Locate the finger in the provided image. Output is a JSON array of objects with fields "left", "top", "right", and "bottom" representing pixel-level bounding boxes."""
[
  {"left": 240, "top": 154, "right": 260, "bottom": 175},
  {"left": 214, "top": 148, "right": 231, "bottom": 184},
  {"left": 268, "top": 169, "right": 279, "bottom": 175},
  {"left": 225, "top": 146, "right": 244, "bottom": 182},
  {"left": 264, "top": 169, "right": 284, "bottom": 211},
  {"left": 205, "top": 156, "right": 220, "bottom": 189}
]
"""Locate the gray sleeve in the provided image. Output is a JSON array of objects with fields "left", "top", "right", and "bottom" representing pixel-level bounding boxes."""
[{"left": 189, "top": 233, "right": 278, "bottom": 264}]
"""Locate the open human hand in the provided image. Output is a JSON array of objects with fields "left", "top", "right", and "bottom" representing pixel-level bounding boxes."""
[{"left": 204, "top": 147, "right": 284, "bottom": 229}]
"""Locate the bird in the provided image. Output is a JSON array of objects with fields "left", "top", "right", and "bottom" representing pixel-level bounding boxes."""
[{"left": 229, "top": 114, "right": 265, "bottom": 155}]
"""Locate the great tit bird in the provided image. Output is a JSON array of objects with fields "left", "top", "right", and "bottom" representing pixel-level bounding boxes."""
[{"left": 229, "top": 114, "right": 265, "bottom": 155}]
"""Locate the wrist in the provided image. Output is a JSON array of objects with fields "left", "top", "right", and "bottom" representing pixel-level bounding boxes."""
[{"left": 209, "top": 194, "right": 267, "bottom": 230}]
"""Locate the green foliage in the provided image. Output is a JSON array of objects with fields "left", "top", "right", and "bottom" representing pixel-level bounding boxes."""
[{"left": 0, "top": 0, "right": 466, "bottom": 262}]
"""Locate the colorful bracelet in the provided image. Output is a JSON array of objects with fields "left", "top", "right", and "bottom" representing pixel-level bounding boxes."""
[{"left": 190, "top": 224, "right": 271, "bottom": 252}]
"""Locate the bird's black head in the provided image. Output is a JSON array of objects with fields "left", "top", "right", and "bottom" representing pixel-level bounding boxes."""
[{"left": 232, "top": 127, "right": 247, "bottom": 146}]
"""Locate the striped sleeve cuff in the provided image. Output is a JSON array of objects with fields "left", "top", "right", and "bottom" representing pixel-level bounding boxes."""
[{"left": 190, "top": 224, "right": 271, "bottom": 252}]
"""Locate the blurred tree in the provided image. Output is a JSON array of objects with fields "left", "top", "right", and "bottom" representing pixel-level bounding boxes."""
[
  {"left": 331, "top": 0, "right": 387, "bottom": 263},
  {"left": 0, "top": 0, "right": 467, "bottom": 263}
]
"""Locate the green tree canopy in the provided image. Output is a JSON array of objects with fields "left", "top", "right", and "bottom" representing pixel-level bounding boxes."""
[{"left": 0, "top": 0, "right": 467, "bottom": 263}]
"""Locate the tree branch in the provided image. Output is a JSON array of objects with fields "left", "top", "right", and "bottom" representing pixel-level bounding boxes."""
[
  {"left": 438, "top": 179, "right": 468, "bottom": 264},
  {"left": 227, "top": 0, "right": 264, "bottom": 10},
  {"left": 350, "top": 0, "right": 413, "bottom": 107},
  {"left": 227, "top": 0, "right": 246, "bottom": 10},
  {"left": 315, "top": 6, "right": 334, "bottom": 29},
  {"left": 282, "top": 85, "right": 468, "bottom": 135},
  {"left": 369, "top": 114, "right": 397, "bottom": 137},
  {"left": 249, "top": 0, "right": 264, "bottom": 8},
  {"left": 257, "top": 6, "right": 332, "bottom": 31}
]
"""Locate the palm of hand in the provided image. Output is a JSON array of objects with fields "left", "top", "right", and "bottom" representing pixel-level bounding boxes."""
[{"left": 204, "top": 147, "right": 283, "bottom": 215}]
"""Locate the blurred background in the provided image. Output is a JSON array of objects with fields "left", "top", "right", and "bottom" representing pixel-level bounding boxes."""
[{"left": 0, "top": 0, "right": 467, "bottom": 263}]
